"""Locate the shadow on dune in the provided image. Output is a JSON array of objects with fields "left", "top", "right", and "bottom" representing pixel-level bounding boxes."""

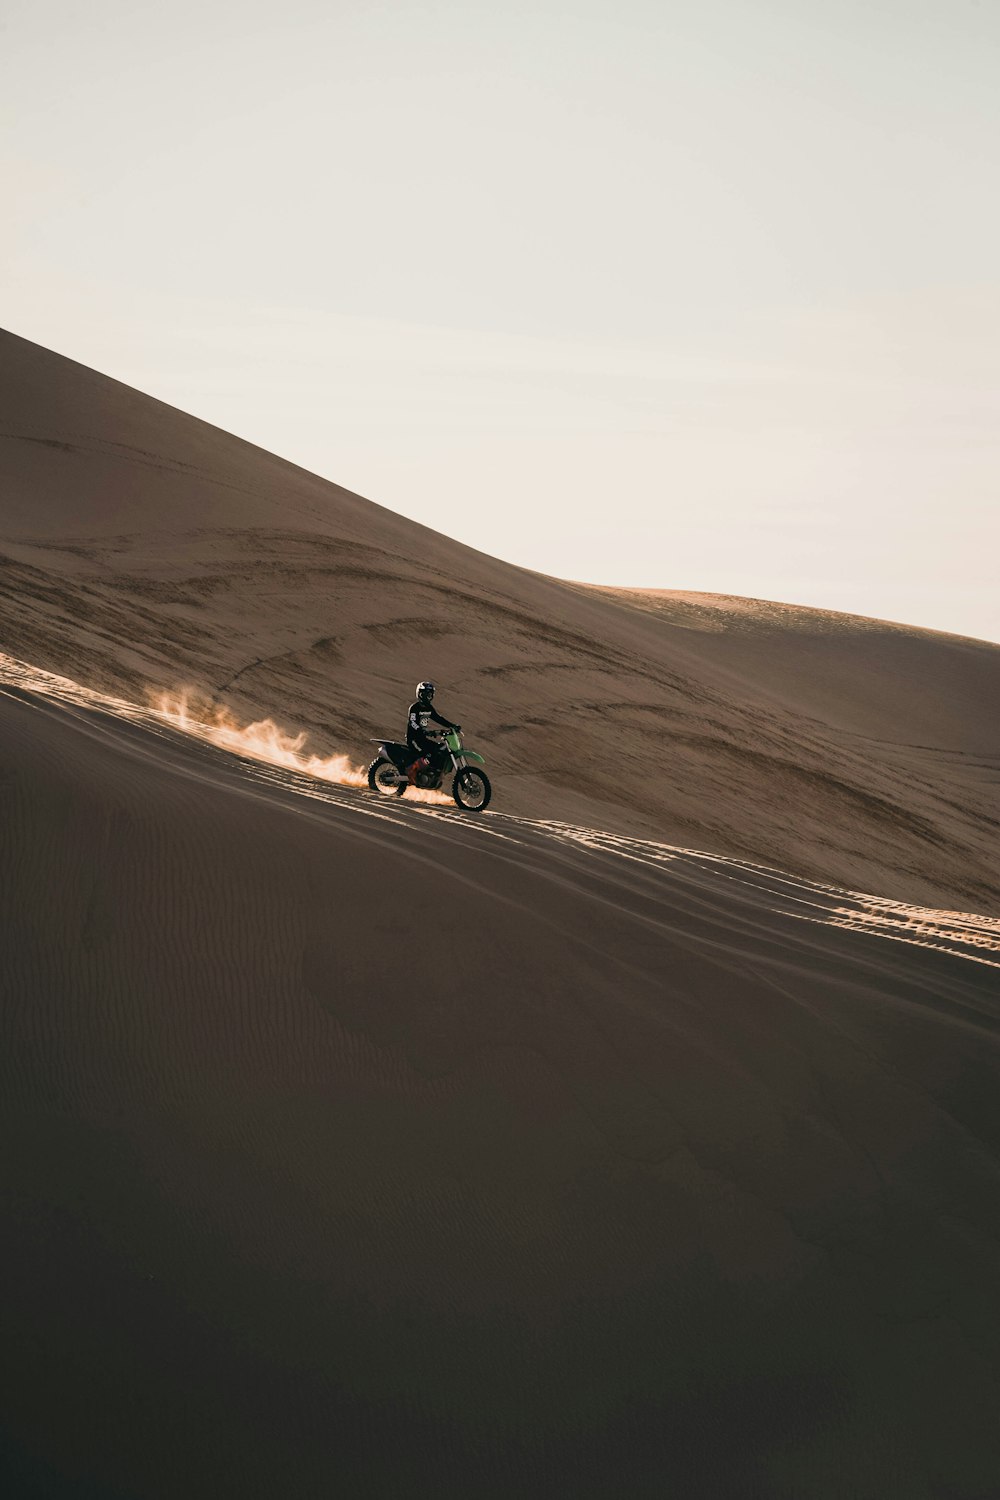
[{"left": 3, "top": 677, "right": 1000, "bottom": 1498}]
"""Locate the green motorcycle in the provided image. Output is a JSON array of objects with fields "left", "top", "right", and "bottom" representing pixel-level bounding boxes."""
[{"left": 367, "top": 727, "right": 492, "bottom": 811}]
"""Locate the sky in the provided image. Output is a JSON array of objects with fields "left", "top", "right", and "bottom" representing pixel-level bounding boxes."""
[{"left": 3, "top": 0, "right": 999, "bottom": 642}]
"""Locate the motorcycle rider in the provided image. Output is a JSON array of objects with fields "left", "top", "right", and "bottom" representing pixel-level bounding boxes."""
[{"left": 406, "top": 681, "right": 460, "bottom": 785}]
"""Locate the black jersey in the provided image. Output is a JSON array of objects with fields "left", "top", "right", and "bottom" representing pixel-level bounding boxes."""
[{"left": 406, "top": 699, "right": 455, "bottom": 749}]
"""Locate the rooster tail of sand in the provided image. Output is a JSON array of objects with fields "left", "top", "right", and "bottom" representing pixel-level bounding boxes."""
[
  {"left": 152, "top": 689, "right": 455, "bottom": 805},
  {"left": 153, "top": 690, "right": 369, "bottom": 787}
]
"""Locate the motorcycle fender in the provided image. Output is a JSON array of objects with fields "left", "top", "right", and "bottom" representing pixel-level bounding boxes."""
[{"left": 462, "top": 750, "right": 486, "bottom": 765}]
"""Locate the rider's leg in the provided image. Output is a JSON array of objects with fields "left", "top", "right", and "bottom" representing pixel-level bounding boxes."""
[{"left": 406, "top": 743, "right": 431, "bottom": 784}]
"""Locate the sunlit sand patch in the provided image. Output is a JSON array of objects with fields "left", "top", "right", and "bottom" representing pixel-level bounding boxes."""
[
  {"left": 819, "top": 894, "right": 1000, "bottom": 967},
  {"left": 674, "top": 853, "right": 1000, "bottom": 967},
  {"left": 506, "top": 816, "right": 1000, "bottom": 969},
  {"left": 0, "top": 654, "right": 144, "bottom": 719},
  {"left": 0, "top": 654, "right": 453, "bottom": 807}
]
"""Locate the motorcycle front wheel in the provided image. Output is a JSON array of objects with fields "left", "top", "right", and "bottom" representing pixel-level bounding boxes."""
[
  {"left": 367, "top": 757, "right": 406, "bottom": 797},
  {"left": 453, "top": 767, "right": 491, "bottom": 812}
]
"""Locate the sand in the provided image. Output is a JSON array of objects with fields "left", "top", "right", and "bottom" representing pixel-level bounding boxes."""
[
  {"left": 2, "top": 671, "right": 999, "bottom": 1498},
  {"left": 2, "top": 328, "right": 999, "bottom": 914},
  {"left": 3, "top": 329, "right": 1000, "bottom": 1497}
]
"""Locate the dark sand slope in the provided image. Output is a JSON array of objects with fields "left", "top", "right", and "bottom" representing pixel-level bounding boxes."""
[
  {"left": 3, "top": 682, "right": 1000, "bottom": 1499},
  {"left": 2, "top": 329, "right": 999, "bottom": 914}
]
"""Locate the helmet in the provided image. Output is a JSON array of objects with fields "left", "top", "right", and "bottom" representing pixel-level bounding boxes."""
[{"left": 416, "top": 680, "right": 435, "bottom": 702}]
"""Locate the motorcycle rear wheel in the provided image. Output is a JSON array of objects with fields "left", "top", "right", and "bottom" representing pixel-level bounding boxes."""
[
  {"left": 367, "top": 757, "right": 406, "bottom": 797},
  {"left": 453, "top": 767, "right": 491, "bottom": 812}
]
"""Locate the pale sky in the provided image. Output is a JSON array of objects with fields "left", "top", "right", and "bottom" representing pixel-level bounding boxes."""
[{"left": 3, "top": 0, "right": 999, "bottom": 642}]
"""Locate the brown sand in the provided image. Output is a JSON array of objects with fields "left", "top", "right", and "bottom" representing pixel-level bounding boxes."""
[
  {"left": 2, "top": 676, "right": 999, "bottom": 1498},
  {"left": 2, "top": 328, "right": 998, "bottom": 914},
  {"left": 3, "top": 329, "right": 1000, "bottom": 1497}
]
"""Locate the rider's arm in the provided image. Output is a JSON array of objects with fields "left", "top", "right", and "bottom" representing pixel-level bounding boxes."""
[{"left": 427, "top": 705, "right": 456, "bottom": 729}]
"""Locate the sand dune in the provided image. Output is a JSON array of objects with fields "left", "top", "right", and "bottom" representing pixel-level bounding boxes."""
[
  {"left": 2, "top": 328, "right": 999, "bottom": 914},
  {"left": 3, "top": 329, "right": 1000, "bottom": 1495},
  {"left": 2, "top": 664, "right": 999, "bottom": 1498}
]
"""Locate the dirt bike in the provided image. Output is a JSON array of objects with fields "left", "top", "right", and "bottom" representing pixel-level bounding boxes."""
[{"left": 367, "top": 727, "right": 492, "bottom": 811}]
